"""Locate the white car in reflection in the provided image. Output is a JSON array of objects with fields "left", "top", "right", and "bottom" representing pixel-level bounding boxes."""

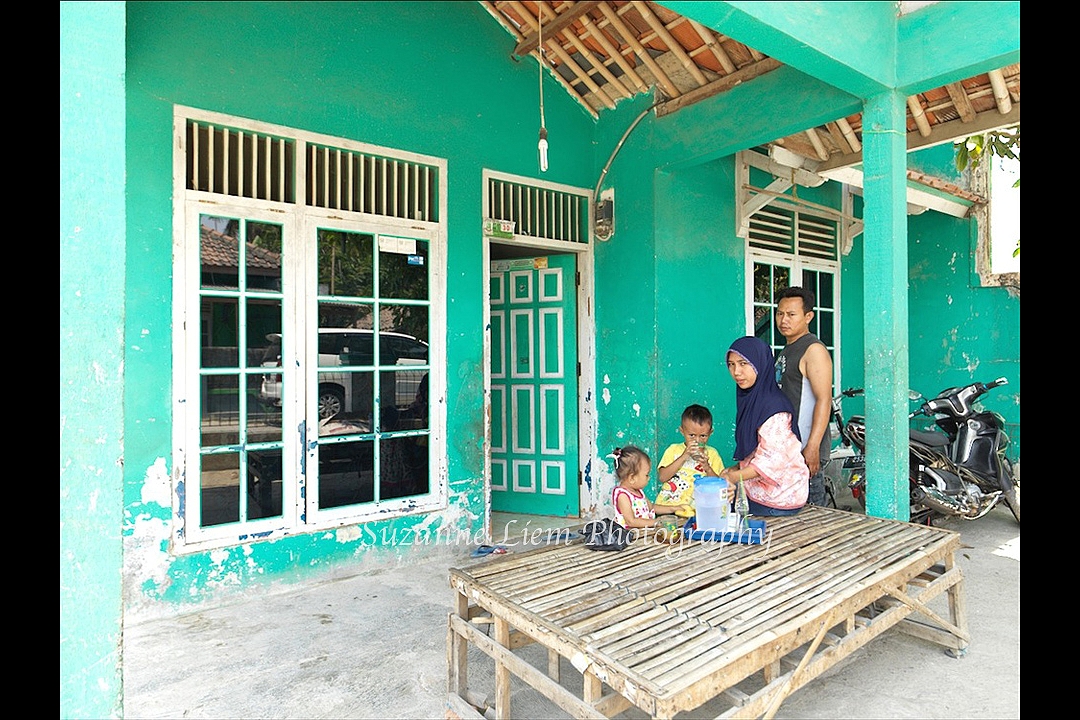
[{"left": 258, "top": 329, "right": 428, "bottom": 420}]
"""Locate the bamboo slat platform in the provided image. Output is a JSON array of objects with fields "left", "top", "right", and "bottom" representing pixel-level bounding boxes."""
[{"left": 447, "top": 506, "right": 968, "bottom": 720}]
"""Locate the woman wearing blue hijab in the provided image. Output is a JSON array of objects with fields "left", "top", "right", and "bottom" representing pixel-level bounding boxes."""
[{"left": 720, "top": 336, "right": 809, "bottom": 516}]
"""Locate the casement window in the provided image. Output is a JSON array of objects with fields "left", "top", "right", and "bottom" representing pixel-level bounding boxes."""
[
  {"left": 746, "top": 205, "right": 839, "bottom": 359},
  {"left": 173, "top": 107, "right": 446, "bottom": 549},
  {"left": 735, "top": 150, "right": 846, "bottom": 375}
]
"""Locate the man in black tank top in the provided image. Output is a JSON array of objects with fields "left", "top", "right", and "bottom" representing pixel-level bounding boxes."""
[{"left": 774, "top": 287, "right": 833, "bottom": 507}]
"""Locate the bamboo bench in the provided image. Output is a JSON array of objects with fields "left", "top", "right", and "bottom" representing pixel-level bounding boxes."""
[{"left": 447, "top": 505, "right": 968, "bottom": 720}]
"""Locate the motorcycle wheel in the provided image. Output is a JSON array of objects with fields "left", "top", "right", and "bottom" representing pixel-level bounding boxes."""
[{"left": 999, "top": 456, "right": 1020, "bottom": 525}]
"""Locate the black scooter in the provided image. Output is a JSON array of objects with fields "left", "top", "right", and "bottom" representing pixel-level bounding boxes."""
[{"left": 833, "top": 379, "right": 1019, "bottom": 525}]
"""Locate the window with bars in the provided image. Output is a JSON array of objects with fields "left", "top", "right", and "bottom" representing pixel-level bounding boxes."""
[
  {"left": 175, "top": 108, "right": 445, "bottom": 549},
  {"left": 185, "top": 119, "right": 439, "bottom": 222},
  {"left": 486, "top": 175, "right": 589, "bottom": 244},
  {"left": 746, "top": 206, "right": 840, "bottom": 367}
]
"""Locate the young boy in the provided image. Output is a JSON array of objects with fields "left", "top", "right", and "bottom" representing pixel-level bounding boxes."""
[{"left": 656, "top": 404, "right": 726, "bottom": 517}]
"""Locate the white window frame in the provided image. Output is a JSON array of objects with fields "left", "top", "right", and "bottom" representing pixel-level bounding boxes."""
[
  {"left": 172, "top": 106, "right": 447, "bottom": 552},
  {"left": 745, "top": 252, "right": 840, "bottom": 360},
  {"left": 972, "top": 154, "right": 1020, "bottom": 288},
  {"left": 736, "top": 150, "right": 846, "bottom": 389}
]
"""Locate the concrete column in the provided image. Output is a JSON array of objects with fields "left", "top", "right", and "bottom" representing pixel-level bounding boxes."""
[{"left": 860, "top": 90, "right": 910, "bottom": 521}]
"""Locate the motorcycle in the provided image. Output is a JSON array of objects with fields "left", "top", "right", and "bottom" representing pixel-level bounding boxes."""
[
  {"left": 841, "top": 378, "right": 1020, "bottom": 525},
  {"left": 820, "top": 388, "right": 867, "bottom": 511}
]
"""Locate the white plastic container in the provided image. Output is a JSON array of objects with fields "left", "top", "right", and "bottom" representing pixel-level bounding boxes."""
[{"left": 693, "top": 476, "right": 731, "bottom": 532}]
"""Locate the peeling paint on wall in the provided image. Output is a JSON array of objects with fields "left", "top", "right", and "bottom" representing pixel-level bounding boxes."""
[
  {"left": 602, "top": 388, "right": 611, "bottom": 405},
  {"left": 335, "top": 525, "right": 363, "bottom": 543},
  {"left": 632, "top": 403, "right": 641, "bottom": 417},
  {"left": 124, "top": 515, "right": 173, "bottom": 615},
  {"left": 140, "top": 457, "right": 171, "bottom": 507}
]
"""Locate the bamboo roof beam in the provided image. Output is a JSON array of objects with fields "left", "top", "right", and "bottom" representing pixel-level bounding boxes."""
[
  {"left": 907, "top": 95, "right": 933, "bottom": 137},
  {"left": 945, "top": 82, "right": 976, "bottom": 122},
  {"left": 836, "top": 117, "right": 861, "bottom": 153},
  {"left": 535, "top": 1, "right": 617, "bottom": 110},
  {"left": 825, "top": 122, "right": 848, "bottom": 154},
  {"left": 500, "top": 0, "right": 600, "bottom": 119},
  {"left": 531, "top": 1, "right": 617, "bottom": 110},
  {"left": 545, "top": 36, "right": 618, "bottom": 109},
  {"left": 598, "top": 2, "right": 681, "bottom": 98},
  {"left": 632, "top": 1, "right": 708, "bottom": 86},
  {"left": 805, "top": 127, "right": 830, "bottom": 161},
  {"left": 513, "top": 0, "right": 601, "bottom": 56},
  {"left": 580, "top": 14, "right": 649, "bottom": 93},
  {"left": 987, "top": 69, "right": 1013, "bottom": 114},
  {"left": 687, "top": 18, "right": 736, "bottom": 74},
  {"left": 560, "top": 19, "right": 633, "bottom": 99},
  {"left": 656, "top": 57, "right": 780, "bottom": 117}
]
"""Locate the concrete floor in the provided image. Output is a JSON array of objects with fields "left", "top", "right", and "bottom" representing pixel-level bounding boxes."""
[{"left": 123, "top": 505, "right": 1019, "bottom": 719}]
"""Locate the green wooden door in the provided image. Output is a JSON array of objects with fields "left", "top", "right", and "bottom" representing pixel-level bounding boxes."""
[{"left": 489, "top": 255, "right": 579, "bottom": 516}]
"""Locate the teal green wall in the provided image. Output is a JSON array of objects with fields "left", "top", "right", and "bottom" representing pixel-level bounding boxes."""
[
  {"left": 114, "top": 0, "right": 1019, "bottom": 615},
  {"left": 60, "top": 2, "right": 126, "bottom": 717},
  {"left": 60, "top": 3, "right": 1020, "bottom": 712},
  {"left": 907, "top": 207, "right": 1021, "bottom": 456},
  {"left": 834, "top": 189, "right": 1020, "bottom": 460},
  {"left": 123, "top": 1, "right": 597, "bottom": 614}
]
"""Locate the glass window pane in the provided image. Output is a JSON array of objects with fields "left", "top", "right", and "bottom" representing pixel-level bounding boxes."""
[
  {"left": 201, "top": 453, "right": 239, "bottom": 526},
  {"left": 381, "top": 304, "right": 429, "bottom": 345},
  {"left": 399, "top": 373, "right": 429, "bottom": 432},
  {"left": 317, "top": 370, "right": 362, "bottom": 423},
  {"left": 818, "top": 272, "right": 835, "bottom": 310},
  {"left": 248, "top": 449, "right": 283, "bottom": 519},
  {"left": 380, "top": 435, "right": 427, "bottom": 499},
  {"left": 772, "top": 266, "right": 790, "bottom": 301},
  {"left": 245, "top": 222, "right": 282, "bottom": 291},
  {"left": 200, "top": 215, "right": 240, "bottom": 290},
  {"left": 753, "top": 262, "right": 771, "bottom": 304},
  {"left": 201, "top": 375, "right": 239, "bottom": 446},
  {"left": 202, "top": 299, "right": 239, "bottom": 368},
  {"left": 319, "top": 304, "right": 374, "bottom": 339},
  {"left": 319, "top": 231, "right": 373, "bottom": 298},
  {"left": 249, "top": 374, "right": 281, "bottom": 443},
  {"left": 379, "top": 236, "right": 429, "bottom": 301},
  {"left": 318, "top": 439, "right": 374, "bottom": 509},
  {"left": 817, "top": 309, "right": 835, "bottom": 346}
]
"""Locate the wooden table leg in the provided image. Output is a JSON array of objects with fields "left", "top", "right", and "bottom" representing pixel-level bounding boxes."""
[
  {"left": 494, "top": 616, "right": 511, "bottom": 720},
  {"left": 943, "top": 552, "right": 970, "bottom": 657},
  {"left": 448, "top": 591, "right": 470, "bottom": 699}
]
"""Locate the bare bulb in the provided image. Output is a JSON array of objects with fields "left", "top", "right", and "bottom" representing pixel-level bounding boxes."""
[{"left": 538, "top": 128, "right": 549, "bottom": 173}]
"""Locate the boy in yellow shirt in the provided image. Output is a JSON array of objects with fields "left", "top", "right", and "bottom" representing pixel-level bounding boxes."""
[{"left": 656, "top": 404, "right": 726, "bottom": 517}]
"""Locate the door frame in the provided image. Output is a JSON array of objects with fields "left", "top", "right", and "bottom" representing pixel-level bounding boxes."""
[{"left": 481, "top": 175, "right": 596, "bottom": 537}]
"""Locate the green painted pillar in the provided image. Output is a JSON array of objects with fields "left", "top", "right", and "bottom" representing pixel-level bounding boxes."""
[
  {"left": 60, "top": 2, "right": 127, "bottom": 717},
  {"left": 860, "top": 90, "right": 910, "bottom": 522}
]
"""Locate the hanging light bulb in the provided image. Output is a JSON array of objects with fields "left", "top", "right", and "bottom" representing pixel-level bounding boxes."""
[
  {"left": 538, "top": 127, "right": 549, "bottom": 173},
  {"left": 536, "top": 7, "right": 548, "bottom": 173}
]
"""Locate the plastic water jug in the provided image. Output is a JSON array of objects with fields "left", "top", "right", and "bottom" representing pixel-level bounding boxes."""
[{"left": 693, "top": 476, "right": 730, "bottom": 532}]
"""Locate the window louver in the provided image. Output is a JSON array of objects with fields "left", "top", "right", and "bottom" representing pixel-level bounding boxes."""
[
  {"left": 186, "top": 121, "right": 295, "bottom": 203},
  {"left": 306, "top": 144, "right": 438, "bottom": 222},
  {"left": 749, "top": 206, "right": 837, "bottom": 260},
  {"left": 185, "top": 119, "right": 439, "bottom": 223},
  {"left": 487, "top": 178, "right": 588, "bottom": 244}
]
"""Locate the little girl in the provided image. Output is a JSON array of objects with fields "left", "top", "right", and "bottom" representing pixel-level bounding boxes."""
[{"left": 611, "top": 446, "right": 691, "bottom": 529}]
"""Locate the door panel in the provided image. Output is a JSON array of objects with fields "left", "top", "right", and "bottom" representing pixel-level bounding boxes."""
[{"left": 490, "top": 255, "right": 578, "bottom": 516}]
